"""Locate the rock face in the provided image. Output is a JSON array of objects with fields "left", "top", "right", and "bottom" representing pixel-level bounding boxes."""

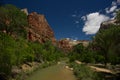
[
  {"left": 100, "top": 19, "right": 119, "bottom": 30},
  {"left": 58, "top": 38, "right": 89, "bottom": 52},
  {"left": 27, "top": 12, "right": 56, "bottom": 44},
  {"left": 21, "top": 9, "right": 89, "bottom": 49},
  {"left": 21, "top": 8, "right": 28, "bottom": 15},
  {"left": 58, "top": 39, "right": 73, "bottom": 52}
]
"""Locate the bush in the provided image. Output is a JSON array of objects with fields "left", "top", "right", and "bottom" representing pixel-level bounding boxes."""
[
  {"left": 28, "top": 41, "right": 44, "bottom": 62},
  {"left": 81, "top": 50, "right": 96, "bottom": 63},
  {"left": 70, "top": 63, "right": 104, "bottom": 80},
  {"left": 92, "top": 26, "right": 120, "bottom": 65},
  {"left": 0, "top": 33, "right": 16, "bottom": 76},
  {"left": 94, "top": 54, "right": 105, "bottom": 63},
  {"left": 42, "top": 41, "right": 64, "bottom": 61},
  {"left": 28, "top": 41, "right": 64, "bottom": 62},
  {"left": 0, "top": 4, "right": 28, "bottom": 38},
  {"left": 0, "top": 4, "right": 65, "bottom": 79},
  {"left": 68, "top": 43, "right": 85, "bottom": 62},
  {"left": 69, "top": 44, "right": 96, "bottom": 63}
]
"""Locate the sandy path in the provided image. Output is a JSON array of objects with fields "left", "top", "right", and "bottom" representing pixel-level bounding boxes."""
[{"left": 26, "top": 64, "right": 76, "bottom": 80}]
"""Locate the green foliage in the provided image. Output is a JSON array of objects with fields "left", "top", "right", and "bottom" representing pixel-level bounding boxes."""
[
  {"left": 0, "top": 32, "right": 16, "bottom": 76},
  {"left": 69, "top": 43, "right": 84, "bottom": 62},
  {"left": 116, "top": 10, "right": 120, "bottom": 23},
  {"left": 28, "top": 41, "right": 43, "bottom": 62},
  {"left": 73, "top": 43, "right": 85, "bottom": 53},
  {"left": 0, "top": 4, "right": 28, "bottom": 38},
  {"left": 93, "top": 26, "right": 120, "bottom": 65},
  {"left": 70, "top": 63, "right": 104, "bottom": 80},
  {"left": 81, "top": 50, "right": 96, "bottom": 63},
  {"left": 69, "top": 43, "right": 96, "bottom": 63},
  {"left": 69, "top": 21, "right": 120, "bottom": 65},
  {"left": 0, "top": 4, "right": 65, "bottom": 79},
  {"left": 28, "top": 41, "right": 64, "bottom": 62},
  {"left": 94, "top": 54, "right": 105, "bottom": 63},
  {"left": 14, "top": 38, "right": 34, "bottom": 65},
  {"left": 42, "top": 41, "right": 64, "bottom": 61},
  {"left": 0, "top": 33, "right": 64, "bottom": 78},
  {"left": 0, "top": 33, "right": 34, "bottom": 77}
]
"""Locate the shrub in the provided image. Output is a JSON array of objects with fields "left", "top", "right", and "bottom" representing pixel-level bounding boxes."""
[
  {"left": 0, "top": 4, "right": 28, "bottom": 38},
  {"left": 70, "top": 63, "right": 104, "bottom": 80},
  {"left": 93, "top": 26, "right": 120, "bottom": 65},
  {"left": 0, "top": 33, "right": 16, "bottom": 76},
  {"left": 69, "top": 44, "right": 96, "bottom": 63},
  {"left": 41, "top": 41, "right": 64, "bottom": 62},
  {"left": 81, "top": 50, "right": 96, "bottom": 63}
]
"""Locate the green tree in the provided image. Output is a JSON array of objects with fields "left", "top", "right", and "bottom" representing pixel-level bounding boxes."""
[
  {"left": 69, "top": 43, "right": 86, "bottom": 62},
  {"left": 0, "top": 4, "right": 28, "bottom": 38},
  {"left": 0, "top": 32, "right": 16, "bottom": 77},
  {"left": 41, "top": 41, "right": 63, "bottom": 61},
  {"left": 73, "top": 43, "right": 85, "bottom": 53},
  {"left": 93, "top": 26, "right": 120, "bottom": 65},
  {"left": 28, "top": 41, "right": 43, "bottom": 62},
  {"left": 116, "top": 10, "right": 120, "bottom": 23},
  {"left": 14, "top": 38, "right": 34, "bottom": 65}
]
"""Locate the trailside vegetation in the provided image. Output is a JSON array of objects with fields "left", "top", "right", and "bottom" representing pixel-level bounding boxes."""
[
  {"left": 68, "top": 10, "right": 120, "bottom": 80},
  {"left": 69, "top": 11, "right": 120, "bottom": 65},
  {"left": 0, "top": 4, "right": 64, "bottom": 80}
]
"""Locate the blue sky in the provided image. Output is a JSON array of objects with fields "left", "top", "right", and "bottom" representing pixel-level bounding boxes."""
[{"left": 1, "top": 0, "right": 120, "bottom": 40}]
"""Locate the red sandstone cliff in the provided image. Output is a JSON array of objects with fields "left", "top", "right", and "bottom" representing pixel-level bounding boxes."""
[
  {"left": 58, "top": 39, "right": 73, "bottom": 52},
  {"left": 27, "top": 12, "right": 56, "bottom": 44},
  {"left": 22, "top": 10, "right": 89, "bottom": 51}
]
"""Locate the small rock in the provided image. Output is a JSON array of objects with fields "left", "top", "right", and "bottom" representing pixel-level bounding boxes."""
[
  {"left": 65, "top": 66, "right": 69, "bottom": 69},
  {"left": 57, "top": 62, "right": 61, "bottom": 64},
  {"left": 70, "top": 68, "right": 73, "bottom": 71}
]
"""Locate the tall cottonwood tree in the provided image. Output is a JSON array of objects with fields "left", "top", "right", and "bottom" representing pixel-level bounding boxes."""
[{"left": 93, "top": 25, "right": 120, "bottom": 65}]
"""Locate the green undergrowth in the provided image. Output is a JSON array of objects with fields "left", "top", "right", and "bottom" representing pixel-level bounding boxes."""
[{"left": 69, "top": 62, "right": 104, "bottom": 80}]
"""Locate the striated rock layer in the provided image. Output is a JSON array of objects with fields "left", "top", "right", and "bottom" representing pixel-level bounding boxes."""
[{"left": 27, "top": 12, "right": 56, "bottom": 44}]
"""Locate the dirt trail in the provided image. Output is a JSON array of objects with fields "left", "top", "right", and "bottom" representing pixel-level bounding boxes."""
[{"left": 26, "top": 63, "right": 76, "bottom": 80}]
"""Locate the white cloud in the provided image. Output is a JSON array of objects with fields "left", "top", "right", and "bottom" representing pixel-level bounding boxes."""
[
  {"left": 112, "top": 1, "right": 117, "bottom": 6},
  {"left": 81, "top": 16, "right": 86, "bottom": 21},
  {"left": 75, "top": 21, "right": 79, "bottom": 24},
  {"left": 106, "top": 6, "right": 117, "bottom": 13},
  {"left": 82, "top": 12, "right": 110, "bottom": 35},
  {"left": 105, "top": 0, "right": 119, "bottom": 14},
  {"left": 80, "top": 0, "right": 120, "bottom": 35},
  {"left": 109, "top": 6, "right": 117, "bottom": 13},
  {"left": 105, "top": 8, "right": 109, "bottom": 13},
  {"left": 105, "top": 0, "right": 120, "bottom": 19},
  {"left": 72, "top": 14, "right": 77, "bottom": 17}
]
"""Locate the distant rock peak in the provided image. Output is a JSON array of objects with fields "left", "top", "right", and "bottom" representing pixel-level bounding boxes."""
[{"left": 58, "top": 38, "right": 89, "bottom": 52}]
